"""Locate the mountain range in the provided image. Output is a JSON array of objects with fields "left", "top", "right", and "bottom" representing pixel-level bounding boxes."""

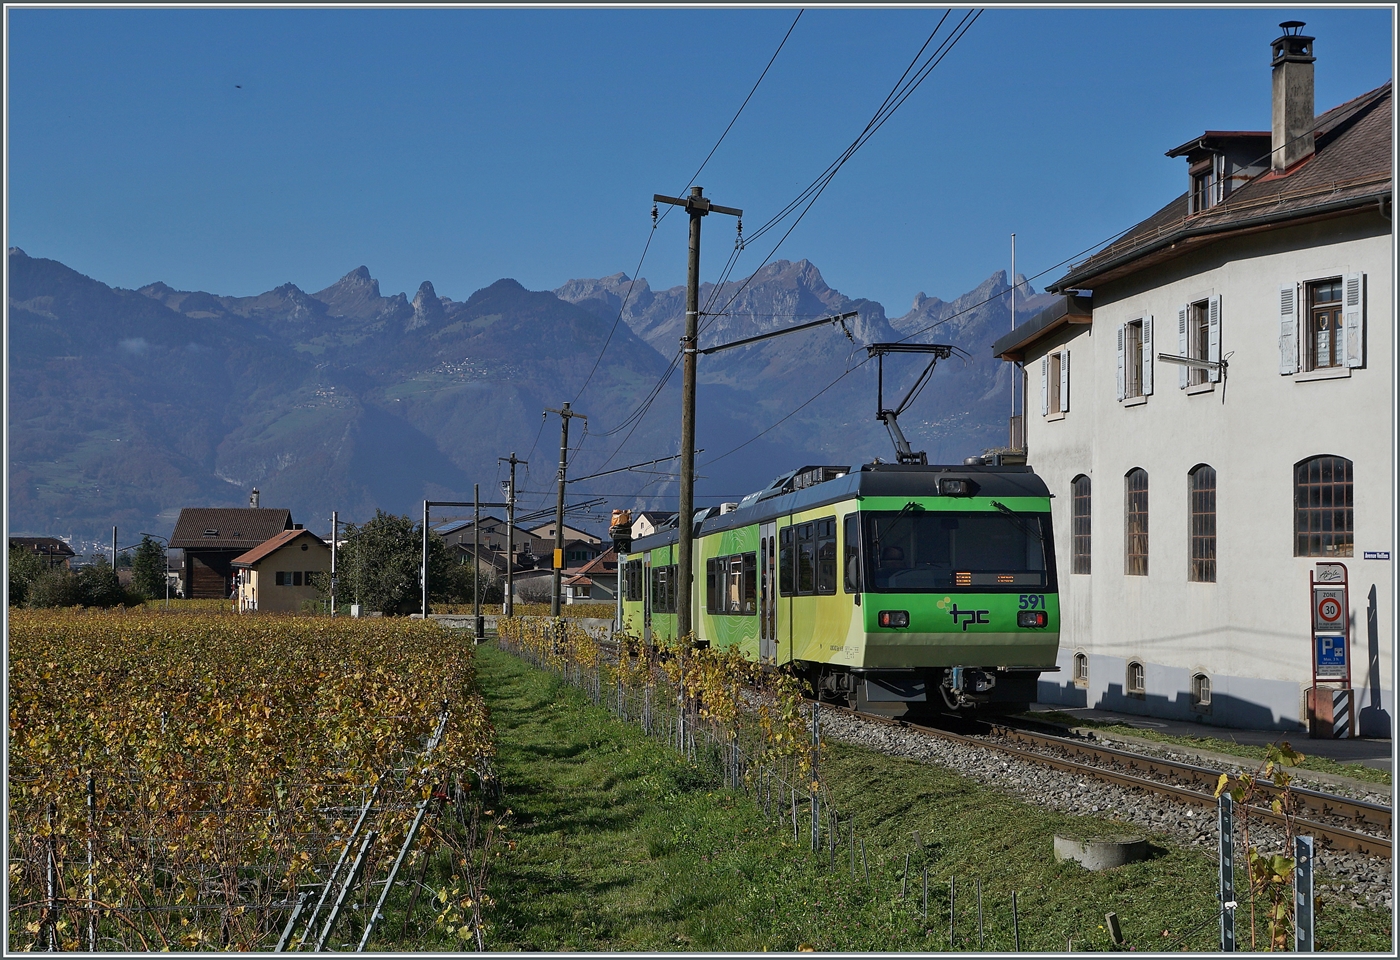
[{"left": 6, "top": 246, "right": 1051, "bottom": 550}]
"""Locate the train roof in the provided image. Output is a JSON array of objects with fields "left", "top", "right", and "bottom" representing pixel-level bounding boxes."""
[{"left": 626, "top": 462, "right": 1051, "bottom": 553}]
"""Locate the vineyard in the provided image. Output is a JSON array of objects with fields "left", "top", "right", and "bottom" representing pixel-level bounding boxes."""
[{"left": 7, "top": 610, "right": 498, "bottom": 951}]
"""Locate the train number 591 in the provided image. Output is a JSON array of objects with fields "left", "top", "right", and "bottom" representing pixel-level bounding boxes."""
[{"left": 1018, "top": 594, "right": 1044, "bottom": 610}]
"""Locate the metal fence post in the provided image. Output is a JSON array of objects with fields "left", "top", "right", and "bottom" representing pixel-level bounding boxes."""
[
  {"left": 1219, "top": 793, "right": 1235, "bottom": 952},
  {"left": 1294, "top": 836, "right": 1314, "bottom": 952},
  {"left": 87, "top": 775, "right": 97, "bottom": 952}
]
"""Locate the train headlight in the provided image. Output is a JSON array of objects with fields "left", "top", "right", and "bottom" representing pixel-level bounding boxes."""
[
  {"left": 878, "top": 610, "right": 910, "bottom": 629},
  {"left": 1017, "top": 610, "right": 1048, "bottom": 628}
]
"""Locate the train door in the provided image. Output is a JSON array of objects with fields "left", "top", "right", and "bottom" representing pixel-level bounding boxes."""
[
  {"left": 759, "top": 521, "right": 777, "bottom": 662},
  {"left": 642, "top": 550, "right": 652, "bottom": 645}
]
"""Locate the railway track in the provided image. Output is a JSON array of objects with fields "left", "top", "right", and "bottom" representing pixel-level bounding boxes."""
[{"left": 824, "top": 703, "right": 1392, "bottom": 860}]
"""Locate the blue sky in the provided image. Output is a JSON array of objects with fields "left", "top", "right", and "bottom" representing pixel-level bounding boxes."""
[{"left": 6, "top": 5, "right": 1393, "bottom": 314}]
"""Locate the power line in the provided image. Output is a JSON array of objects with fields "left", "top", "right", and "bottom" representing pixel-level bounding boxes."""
[
  {"left": 572, "top": 9, "right": 803, "bottom": 406},
  {"left": 704, "top": 10, "right": 982, "bottom": 326}
]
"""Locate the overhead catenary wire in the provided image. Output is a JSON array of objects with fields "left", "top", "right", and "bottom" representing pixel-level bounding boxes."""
[
  {"left": 593, "top": 9, "right": 979, "bottom": 467},
  {"left": 572, "top": 9, "right": 803, "bottom": 406},
  {"left": 702, "top": 10, "right": 982, "bottom": 328}
]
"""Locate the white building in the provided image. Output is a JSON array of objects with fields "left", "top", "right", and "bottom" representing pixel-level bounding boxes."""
[{"left": 994, "top": 26, "right": 1392, "bottom": 734}]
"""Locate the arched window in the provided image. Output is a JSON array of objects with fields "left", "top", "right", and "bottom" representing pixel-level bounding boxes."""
[
  {"left": 1188, "top": 464, "right": 1217, "bottom": 582},
  {"left": 1126, "top": 660, "right": 1145, "bottom": 696},
  {"left": 1294, "top": 456, "right": 1353, "bottom": 557},
  {"left": 1124, "top": 468, "right": 1149, "bottom": 576},
  {"left": 1191, "top": 672, "right": 1212, "bottom": 708},
  {"left": 1073, "top": 652, "right": 1089, "bottom": 687},
  {"left": 1071, "top": 475, "right": 1092, "bottom": 574}
]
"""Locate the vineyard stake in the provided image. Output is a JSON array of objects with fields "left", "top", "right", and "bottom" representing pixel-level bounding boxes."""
[
  {"left": 977, "top": 878, "right": 983, "bottom": 949},
  {"left": 791, "top": 787, "right": 798, "bottom": 842},
  {"left": 849, "top": 822, "right": 856, "bottom": 877},
  {"left": 43, "top": 801, "right": 58, "bottom": 952},
  {"left": 88, "top": 774, "right": 97, "bottom": 952},
  {"left": 315, "top": 829, "right": 377, "bottom": 951},
  {"left": 359, "top": 709, "right": 451, "bottom": 951},
  {"left": 1012, "top": 891, "right": 1021, "bottom": 952},
  {"left": 949, "top": 876, "right": 955, "bottom": 947},
  {"left": 902, "top": 852, "right": 909, "bottom": 901},
  {"left": 304, "top": 781, "right": 381, "bottom": 937},
  {"left": 861, "top": 838, "right": 868, "bottom": 883},
  {"left": 922, "top": 866, "right": 928, "bottom": 920},
  {"left": 274, "top": 891, "right": 311, "bottom": 952}
]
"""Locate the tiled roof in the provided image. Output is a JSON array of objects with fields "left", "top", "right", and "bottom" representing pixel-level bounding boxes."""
[
  {"left": 170, "top": 507, "right": 293, "bottom": 550},
  {"left": 230, "top": 528, "right": 326, "bottom": 567},
  {"left": 574, "top": 547, "right": 617, "bottom": 576},
  {"left": 1050, "top": 82, "right": 1392, "bottom": 293},
  {"left": 9, "top": 536, "right": 76, "bottom": 558}
]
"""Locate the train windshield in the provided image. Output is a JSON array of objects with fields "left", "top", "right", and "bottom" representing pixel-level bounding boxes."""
[{"left": 861, "top": 509, "right": 1050, "bottom": 592}]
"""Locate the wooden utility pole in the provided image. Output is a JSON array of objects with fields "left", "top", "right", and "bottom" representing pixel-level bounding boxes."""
[
  {"left": 498, "top": 452, "right": 525, "bottom": 617},
  {"left": 653, "top": 186, "right": 741, "bottom": 642},
  {"left": 545, "top": 403, "right": 586, "bottom": 617}
]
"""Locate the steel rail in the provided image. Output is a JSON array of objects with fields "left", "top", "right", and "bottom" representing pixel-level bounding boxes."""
[
  {"left": 987, "top": 722, "right": 1391, "bottom": 833},
  {"left": 823, "top": 704, "right": 1391, "bottom": 860}
]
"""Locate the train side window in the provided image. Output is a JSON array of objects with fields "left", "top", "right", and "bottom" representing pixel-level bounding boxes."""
[
  {"left": 815, "top": 517, "right": 837, "bottom": 594},
  {"left": 779, "top": 528, "right": 794, "bottom": 596},
  {"left": 706, "top": 558, "right": 717, "bottom": 614},
  {"left": 726, "top": 556, "right": 743, "bottom": 613},
  {"left": 742, "top": 552, "right": 757, "bottom": 614},
  {"left": 797, "top": 523, "right": 815, "bottom": 594},
  {"left": 843, "top": 514, "right": 861, "bottom": 593}
]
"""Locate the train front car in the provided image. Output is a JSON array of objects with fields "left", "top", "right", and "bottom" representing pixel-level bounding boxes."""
[
  {"left": 617, "top": 461, "right": 1060, "bottom": 717},
  {"left": 837, "top": 463, "right": 1059, "bottom": 716}
]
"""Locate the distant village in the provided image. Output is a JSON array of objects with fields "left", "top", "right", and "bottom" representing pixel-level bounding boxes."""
[{"left": 10, "top": 490, "right": 676, "bottom": 613}]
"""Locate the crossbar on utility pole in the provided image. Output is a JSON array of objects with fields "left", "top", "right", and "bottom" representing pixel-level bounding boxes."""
[
  {"left": 654, "top": 186, "right": 741, "bottom": 643},
  {"left": 498, "top": 453, "right": 525, "bottom": 617},
  {"left": 544, "top": 403, "right": 587, "bottom": 618}
]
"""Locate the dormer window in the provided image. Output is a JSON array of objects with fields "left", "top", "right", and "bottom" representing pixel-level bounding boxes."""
[{"left": 1189, "top": 158, "right": 1216, "bottom": 212}]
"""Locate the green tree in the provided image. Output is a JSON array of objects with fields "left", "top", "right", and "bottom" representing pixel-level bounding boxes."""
[
  {"left": 130, "top": 535, "right": 168, "bottom": 600},
  {"left": 8, "top": 546, "right": 50, "bottom": 606},
  {"left": 337, "top": 511, "right": 456, "bottom": 615},
  {"left": 76, "top": 557, "right": 130, "bottom": 607}
]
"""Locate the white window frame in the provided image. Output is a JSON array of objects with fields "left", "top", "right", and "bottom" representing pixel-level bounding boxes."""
[
  {"left": 1281, "top": 273, "right": 1364, "bottom": 377},
  {"left": 1191, "top": 672, "right": 1212, "bottom": 710},
  {"left": 1072, "top": 652, "right": 1089, "bottom": 688},
  {"left": 1126, "top": 660, "right": 1146, "bottom": 697},
  {"left": 1041, "top": 348, "right": 1070, "bottom": 420},
  {"left": 1117, "top": 316, "right": 1152, "bottom": 402}
]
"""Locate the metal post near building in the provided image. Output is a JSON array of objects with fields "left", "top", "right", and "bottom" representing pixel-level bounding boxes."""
[
  {"left": 1308, "top": 562, "right": 1354, "bottom": 737},
  {"left": 1219, "top": 793, "right": 1236, "bottom": 952},
  {"left": 330, "top": 510, "right": 338, "bottom": 616},
  {"left": 1294, "top": 836, "right": 1315, "bottom": 951},
  {"left": 473, "top": 484, "right": 483, "bottom": 642},
  {"left": 653, "top": 186, "right": 742, "bottom": 643}
]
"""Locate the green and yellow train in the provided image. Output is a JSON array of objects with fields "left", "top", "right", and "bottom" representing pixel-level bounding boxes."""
[{"left": 617, "top": 461, "right": 1060, "bottom": 714}]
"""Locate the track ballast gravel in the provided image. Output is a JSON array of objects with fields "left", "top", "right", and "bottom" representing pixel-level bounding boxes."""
[{"left": 819, "top": 707, "right": 1393, "bottom": 913}]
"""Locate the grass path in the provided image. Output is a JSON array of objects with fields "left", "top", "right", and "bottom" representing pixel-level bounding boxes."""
[{"left": 475, "top": 644, "right": 1392, "bottom": 952}]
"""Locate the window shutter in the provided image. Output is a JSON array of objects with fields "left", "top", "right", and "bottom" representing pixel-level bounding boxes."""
[
  {"left": 1207, "top": 295, "right": 1222, "bottom": 382},
  {"left": 1116, "top": 325, "right": 1126, "bottom": 400},
  {"left": 1278, "top": 284, "right": 1297, "bottom": 374},
  {"left": 1060, "top": 349, "right": 1070, "bottom": 412},
  {"left": 1343, "top": 273, "right": 1364, "bottom": 368},
  {"left": 1041, "top": 355, "right": 1049, "bottom": 416},
  {"left": 1177, "top": 305, "right": 1190, "bottom": 388},
  {"left": 1141, "top": 315, "right": 1154, "bottom": 395}
]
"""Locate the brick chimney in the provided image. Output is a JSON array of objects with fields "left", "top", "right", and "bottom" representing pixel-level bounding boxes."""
[{"left": 1271, "top": 21, "right": 1316, "bottom": 173}]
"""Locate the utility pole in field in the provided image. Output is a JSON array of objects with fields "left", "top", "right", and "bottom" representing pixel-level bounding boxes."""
[
  {"left": 544, "top": 403, "right": 586, "bottom": 618},
  {"left": 653, "top": 186, "right": 742, "bottom": 643},
  {"left": 330, "top": 510, "right": 338, "bottom": 616},
  {"left": 497, "top": 453, "right": 525, "bottom": 617}
]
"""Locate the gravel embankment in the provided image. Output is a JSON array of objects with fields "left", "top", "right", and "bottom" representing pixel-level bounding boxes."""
[
  {"left": 820, "top": 708, "right": 1393, "bottom": 912},
  {"left": 1065, "top": 729, "right": 1392, "bottom": 803}
]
